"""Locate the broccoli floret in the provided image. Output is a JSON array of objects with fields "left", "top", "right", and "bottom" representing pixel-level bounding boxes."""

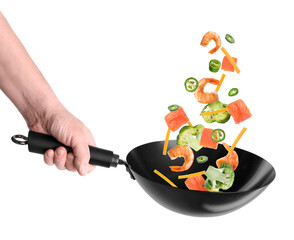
[
  {"left": 176, "top": 124, "right": 204, "bottom": 152},
  {"left": 204, "top": 163, "right": 235, "bottom": 191},
  {"left": 201, "top": 101, "right": 231, "bottom": 124}
]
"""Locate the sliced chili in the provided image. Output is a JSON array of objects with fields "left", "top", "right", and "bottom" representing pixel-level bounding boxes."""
[
  {"left": 184, "top": 77, "right": 198, "bottom": 92},
  {"left": 225, "top": 34, "right": 235, "bottom": 43},
  {"left": 168, "top": 104, "right": 179, "bottom": 112},
  {"left": 197, "top": 156, "right": 208, "bottom": 164},
  {"left": 209, "top": 59, "right": 221, "bottom": 73},
  {"left": 211, "top": 129, "right": 226, "bottom": 142},
  {"left": 228, "top": 88, "right": 239, "bottom": 96}
]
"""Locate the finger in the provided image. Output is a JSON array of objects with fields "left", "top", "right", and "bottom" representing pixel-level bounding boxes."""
[
  {"left": 73, "top": 143, "right": 90, "bottom": 176},
  {"left": 53, "top": 147, "right": 67, "bottom": 170},
  {"left": 44, "top": 149, "right": 54, "bottom": 166},
  {"left": 65, "top": 152, "right": 76, "bottom": 172},
  {"left": 87, "top": 164, "right": 96, "bottom": 174}
]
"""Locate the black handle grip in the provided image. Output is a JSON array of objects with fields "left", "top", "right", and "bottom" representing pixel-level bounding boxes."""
[{"left": 27, "top": 131, "right": 119, "bottom": 168}]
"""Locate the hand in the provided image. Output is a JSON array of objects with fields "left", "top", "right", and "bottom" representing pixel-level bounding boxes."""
[
  {"left": 0, "top": 12, "right": 95, "bottom": 176},
  {"left": 29, "top": 107, "right": 96, "bottom": 176}
]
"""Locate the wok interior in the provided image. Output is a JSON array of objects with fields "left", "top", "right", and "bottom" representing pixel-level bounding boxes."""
[{"left": 127, "top": 140, "right": 275, "bottom": 192}]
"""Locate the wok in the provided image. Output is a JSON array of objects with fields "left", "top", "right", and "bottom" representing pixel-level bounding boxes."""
[{"left": 12, "top": 131, "right": 275, "bottom": 217}]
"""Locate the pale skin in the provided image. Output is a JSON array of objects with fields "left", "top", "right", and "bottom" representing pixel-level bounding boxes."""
[{"left": 0, "top": 11, "right": 95, "bottom": 176}]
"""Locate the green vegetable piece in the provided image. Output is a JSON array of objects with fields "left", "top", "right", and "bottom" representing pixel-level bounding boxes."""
[
  {"left": 209, "top": 59, "right": 221, "bottom": 73},
  {"left": 201, "top": 101, "right": 231, "bottom": 124},
  {"left": 176, "top": 124, "right": 204, "bottom": 152},
  {"left": 228, "top": 88, "right": 239, "bottom": 96},
  {"left": 196, "top": 156, "right": 208, "bottom": 164},
  {"left": 184, "top": 77, "right": 198, "bottom": 92},
  {"left": 204, "top": 163, "right": 235, "bottom": 191},
  {"left": 168, "top": 104, "right": 179, "bottom": 112},
  {"left": 211, "top": 129, "right": 226, "bottom": 142},
  {"left": 225, "top": 34, "right": 235, "bottom": 43}
]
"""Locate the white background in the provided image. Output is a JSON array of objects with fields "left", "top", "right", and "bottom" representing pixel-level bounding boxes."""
[{"left": 0, "top": 0, "right": 292, "bottom": 239}]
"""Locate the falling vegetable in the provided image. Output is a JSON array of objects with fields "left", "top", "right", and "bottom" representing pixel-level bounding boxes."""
[
  {"left": 211, "top": 129, "right": 226, "bottom": 143},
  {"left": 168, "top": 104, "right": 179, "bottom": 111},
  {"left": 209, "top": 59, "right": 221, "bottom": 73},
  {"left": 154, "top": 169, "right": 178, "bottom": 188},
  {"left": 228, "top": 127, "right": 247, "bottom": 155},
  {"left": 176, "top": 124, "right": 204, "bottom": 152},
  {"left": 204, "top": 163, "right": 235, "bottom": 191},
  {"left": 215, "top": 74, "right": 225, "bottom": 92},
  {"left": 178, "top": 170, "right": 206, "bottom": 179},
  {"left": 225, "top": 34, "right": 235, "bottom": 43},
  {"left": 184, "top": 77, "right": 199, "bottom": 92},
  {"left": 201, "top": 99, "right": 251, "bottom": 124},
  {"left": 228, "top": 88, "right": 239, "bottom": 96},
  {"left": 196, "top": 156, "right": 208, "bottom": 164},
  {"left": 221, "top": 47, "right": 240, "bottom": 73},
  {"left": 201, "top": 101, "right": 231, "bottom": 124}
]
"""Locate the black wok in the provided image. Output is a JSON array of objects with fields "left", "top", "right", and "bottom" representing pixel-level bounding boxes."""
[{"left": 12, "top": 131, "right": 275, "bottom": 217}]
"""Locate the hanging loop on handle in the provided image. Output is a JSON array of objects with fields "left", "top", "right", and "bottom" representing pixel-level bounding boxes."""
[{"left": 11, "top": 134, "right": 28, "bottom": 145}]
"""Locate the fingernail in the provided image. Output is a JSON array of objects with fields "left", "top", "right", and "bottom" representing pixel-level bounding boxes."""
[{"left": 56, "top": 148, "right": 64, "bottom": 157}]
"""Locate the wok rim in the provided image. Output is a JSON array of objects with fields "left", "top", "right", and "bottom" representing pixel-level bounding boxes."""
[{"left": 126, "top": 140, "right": 276, "bottom": 195}]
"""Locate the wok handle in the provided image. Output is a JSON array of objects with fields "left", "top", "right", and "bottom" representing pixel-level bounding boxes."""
[{"left": 27, "top": 130, "right": 119, "bottom": 168}]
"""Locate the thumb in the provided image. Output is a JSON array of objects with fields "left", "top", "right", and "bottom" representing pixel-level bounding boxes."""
[{"left": 73, "top": 142, "right": 90, "bottom": 176}]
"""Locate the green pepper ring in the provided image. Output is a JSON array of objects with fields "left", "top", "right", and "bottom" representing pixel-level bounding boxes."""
[
  {"left": 184, "top": 77, "right": 199, "bottom": 92},
  {"left": 209, "top": 59, "right": 221, "bottom": 73},
  {"left": 225, "top": 34, "right": 235, "bottom": 43},
  {"left": 211, "top": 129, "right": 226, "bottom": 142},
  {"left": 168, "top": 104, "right": 179, "bottom": 112},
  {"left": 196, "top": 155, "right": 208, "bottom": 164},
  {"left": 228, "top": 88, "right": 239, "bottom": 96}
]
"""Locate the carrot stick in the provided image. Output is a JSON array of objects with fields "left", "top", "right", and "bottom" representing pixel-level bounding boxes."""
[
  {"left": 221, "top": 47, "right": 240, "bottom": 74},
  {"left": 187, "top": 121, "right": 193, "bottom": 127},
  {"left": 215, "top": 74, "right": 225, "bottom": 92},
  {"left": 228, "top": 127, "right": 247, "bottom": 155},
  {"left": 178, "top": 170, "right": 206, "bottom": 179},
  {"left": 162, "top": 128, "right": 171, "bottom": 155},
  {"left": 154, "top": 169, "right": 178, "bottom": 188},
  {"left": 201, "top": 107, "right": 228, "bottom": 116}
]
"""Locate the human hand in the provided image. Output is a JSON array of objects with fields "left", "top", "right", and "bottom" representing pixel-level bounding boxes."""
[{"left": 29, "top": 107, "right": 96, "bottom": 176}]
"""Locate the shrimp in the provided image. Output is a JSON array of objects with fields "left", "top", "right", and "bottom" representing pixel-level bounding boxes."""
[
  {"left": 200, "top": 31, "right": 221, "bottom": 54},
  {"left": 216, "top": 143, "right": 239, "bottom": 171},
  {"left": 194, "top": 78, "right": 219, "bottom": 104},
  {"left": 168, "top": 145, "right": 194, "bottom": 172}
]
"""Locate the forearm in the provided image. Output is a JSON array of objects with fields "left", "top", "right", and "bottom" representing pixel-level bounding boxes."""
[{"left": 0, "top": 11, "right": 63, "bottom": 129}]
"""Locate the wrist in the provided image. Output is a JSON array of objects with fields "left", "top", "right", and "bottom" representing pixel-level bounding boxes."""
[{"left": 23, "top": 92, "right": 65, "bottom": 133}]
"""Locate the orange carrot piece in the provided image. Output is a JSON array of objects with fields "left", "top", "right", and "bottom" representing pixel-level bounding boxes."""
[
  {"left": 154, "top": 169, "right": 178, "bottom": 188},
  {"left": 162, "top": 128, "right": 171, "bottom": 155},
  {"left": 221, "top": 47, "right": 240, "bottom": 73},
  {"left": 215, "top": 74, "right": 225, "bottom": 92}
]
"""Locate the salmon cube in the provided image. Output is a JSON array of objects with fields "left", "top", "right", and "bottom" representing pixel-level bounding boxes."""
[
  {"left": 200, "top": 128, "right": 218, "bottom": 149},
  {"left": 185, "top": 175, "right": 208, "bottom": 191},
  {"left": 164, "top": 106, "right": 189, "bottom": 132},
  {"left": 228, "top": 99, "right": 252, "bottom": 124},
  {"left": 221, "top": 56, "right": 238, "bottom": 72}
]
